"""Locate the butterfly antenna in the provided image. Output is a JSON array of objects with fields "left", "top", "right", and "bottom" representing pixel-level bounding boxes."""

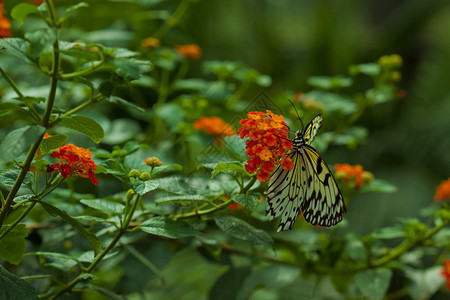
[{"left": 288, "top": 100, "right": 304, "bottom": 131}]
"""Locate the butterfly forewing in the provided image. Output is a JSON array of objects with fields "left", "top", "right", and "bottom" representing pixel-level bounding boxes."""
[{"left": 265, "top": 114, "right": 346, "bottom": 231}]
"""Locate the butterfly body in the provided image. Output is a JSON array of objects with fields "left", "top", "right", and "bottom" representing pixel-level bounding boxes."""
[{"left": 265, "top": 115, "right": 346, "bottom": 231}]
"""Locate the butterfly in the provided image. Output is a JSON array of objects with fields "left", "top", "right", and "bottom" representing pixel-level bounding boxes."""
[{"left": 265, "top": 114, "right": 346, "bottom": 231}]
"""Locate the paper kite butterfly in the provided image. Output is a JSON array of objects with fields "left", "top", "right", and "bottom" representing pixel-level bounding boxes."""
[{"left": 265, "top": 114, "right": 346, "bottom": 231}]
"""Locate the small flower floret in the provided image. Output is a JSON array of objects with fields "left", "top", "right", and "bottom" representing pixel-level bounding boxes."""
[
  {"left": 334, "top": 163, "right": 373, "bottom": 189},
  {"left": 434, "top": 178, "right": 450, "bottom": 202}
]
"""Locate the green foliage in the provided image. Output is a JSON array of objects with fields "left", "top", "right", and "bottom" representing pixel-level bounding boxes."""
[{"left": 0, "top": 1, "right": 448, "bottom": 299}]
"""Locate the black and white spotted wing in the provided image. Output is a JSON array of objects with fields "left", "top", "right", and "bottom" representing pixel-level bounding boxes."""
[{"left": 265, "top": 114, "right": 346, "bottom": 231}]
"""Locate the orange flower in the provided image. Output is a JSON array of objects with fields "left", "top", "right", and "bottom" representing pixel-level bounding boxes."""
[
  {"left": 175, "top": 44, "right": 202, "bottom": 60},
  {"left": 47, "top": 144, "right": 98, "bottom": 185},
  {"left": 334, "top": 163, "right": 373, "bottom": 189},
  {"left": 237, "top": 111, "right": 293, "bottom": 182},
  {"left": 434, "top": 178, "right": 450, "bottom": 202},
  {"left": 441, "top": 260, "right": 450, "bottom": 290},
  {"left": 194, "top": 116, "right": 235, "bottom": 145},
  {"left": 141, "top": 38, "right": 160, "bottom": 48},
  {"left": 0, "top": 3, "right": 11, "bottom": 38},
  {"left": 144, "top": 157, "right": 163, "bottom": 167}
]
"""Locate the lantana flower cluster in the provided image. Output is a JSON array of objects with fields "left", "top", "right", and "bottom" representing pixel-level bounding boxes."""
[
  {"left": 334, "top": 163, "right": 373, "bottom": 189},
  {"left": 175, "top": 44, "right": 202, "bottom": 60},
  {"left": 434, "top": 178, "right": 450, "bottom": 202},
  {"left": 47, "top": 144, "right": 98, "bottom": 185},
  {"left": 194, "top": 116, "right": 235, "bottom": 145},
  {"left": 237, "top": 111, "right": 293, "bottom": 182},
  {"left": 0, "top": 1, "right": 11, "bottom": 38},
  {"left": 144, "top": 156, "right": 163, "bottom": 168}
]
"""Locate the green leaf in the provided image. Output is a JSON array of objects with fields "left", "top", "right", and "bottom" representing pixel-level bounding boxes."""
[
  {"left": 0, "top": 38, "right": 34, "bottom": 64},
  {"left": 0, "top": 169, "right": 33, "bottom": 191},
  {"left": 61, "top": 2, "right": 89, "bottom": 21},
  {"left": 172, "top": 79, "right": 208, "bottom": 92},
  {"left": 25, "top": 28, "right": 57, "bottom": 59},
  {"left": 101, "top": 118, "right": 141, "bottom": 145},
  {"left": 355, "top": 269, "right": 392, "bottom": 300},
  {"left": 39, "top": 134, "right": 68, "bottom": 155},
  {"left": 0, "top": 103, "right": 22, "bottom": 117},
  {"left": 349, "top": 63, "right": 381, "bottom": 77},
  {"left": 11, "top": 3, "right": 38, "bottom": 24},
  {"left": 155, "top": 195, "right": 209, "bottom": 204},
  {"left": 208, "top": 267, "right": 252, "bottom": 300},
  {"left": 307, "top": 76, "right": 353, "bottom": 89},
  {"left": 133, "top": 179, "right": 159, "bottom": 196},
  {"left": 0, "top": 264, "right": 38, "bottom": 300},
  {"left": 231, "top": 193, "right": 259, "bottom": 213},
  {"left": 40, "top": 202, "right": 102, "bottom": 256},
  {"left": 215, "top": 216, "right": 273, "bottom": 247},
  {"left": 107, "top": 96, "right": 145, "bottom": 112},
  {"left": 211, "top": 162, "right": 246, "bottom": 179},
  {"left": 59, "top": 115, "right": 104, "bottom": 143},
  {"left": 332, "top": 126, "right": 368, "bottom": 149},
  {"left": 306, "top": 90, "right": 358, "bottom": 115},
  {"left": 0, "top": 224, "right": 28, "bottom": 265},
  {"left": 97, "top": 159, "right": 128, "bottom": 178},
  {"left": 406, "top": 266, "right": 444, "bottom": 299},
  {"left": 361, "top": 179, "right": 397, "bottom": 193},
  {"left": 372, "top": 226, "right": 405, "bottom": 239},
  {"left": 139, "top": 217, "right": 201, "bottom": 239},
  {"left": 0, "top": 126, "right": 45, "bottom": 163},
  {"left": 80, "top": 198, "right": 125, "bottom": 215}
]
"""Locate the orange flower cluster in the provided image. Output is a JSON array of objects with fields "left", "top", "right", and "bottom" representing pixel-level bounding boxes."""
[
  {"left": 441, "top": 260, "right": 450, "bottom": 290},
  {"left": 144, "top": 157, "right": 163, "bottom": 167},
  {"left": 141, "top": 38, "right": 160, "bottom": 48},
  {"left": 237, "top": 111, "right": 293, "bottom": 182},
  {"left": 0, "top": 2, "right": 11, "bottom": 38},
  {"left": 334, "top": 163, "right": 373, "bottom": 189},
  {"left": 194, "top": 116, "right": 235, "bottom": 145},
  {"left": 175, "top": 44, "right": 202, "bottom": 60},
  {"left": 434, "top": 178, "right": 450, "bottom": 202},
  {"left": 47, "top": 144, "right": 98, "bottom": 185}
]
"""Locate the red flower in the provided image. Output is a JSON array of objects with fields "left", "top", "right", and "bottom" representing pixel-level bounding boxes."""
[
  {"left": 237, "top": 111, "right": 293, "bottom": 182},
  {"left": 47, "top": 144, "right": 98, "bottom": 185},
  {"left": 434, "top": 178, "right": 450, "bottom": 202},
  {"left": 334, "top": 163, "right": 373, "bottom": 189},
  {"left": 441, "top": 260, "right": 450, "bottom": 290}
]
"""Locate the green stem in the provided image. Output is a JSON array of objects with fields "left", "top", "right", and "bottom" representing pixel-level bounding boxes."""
[
  {"left": 241, "top": 176, "right": 257, "bottom": 194},
  {"left": 0, "top": 202, "right": 37, "bottom": 240},
  {"left": 173, "top": 199, "right": 234, "bottom": 220},
  {"left": 48, "top": 194, "right": 141, "bottom": 299},
  {"left": 0, "top": 132, "right": 46, "bottom": 228},
  {"left": 157, "top": 68, "right": 170, "bottom": 105},
  {"left": 152, "top": 0, "right": 194, "bottom": 39},
  {"left": 60, "top": 61, "right": 104, "bottom": 80},
  {"left": 0, "top": 67, "right": 25, "bottom": 98}
]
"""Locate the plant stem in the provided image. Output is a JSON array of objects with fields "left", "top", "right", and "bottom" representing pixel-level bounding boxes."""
[
  {"left": 0, "top": 202, "right": 37, "bottom": 240},
  {"left": 156, "top": 68, "right": 170, "bottom": 105},
  {"left": 152, "top": 0, "right": 194, "bottom": 39},
  {"left": 0, "top": 132, "right": 46, "bottom": 228},
  {"left": 48, "top": 194, "right": 141, "bottom": 299},
  {"left": 0, "top": 67, "right": 25, "bottom": 98},
  {"left": 173, "top": 199, "right": 234, "bottom": 220}
]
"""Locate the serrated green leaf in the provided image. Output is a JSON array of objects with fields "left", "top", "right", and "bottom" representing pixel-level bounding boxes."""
[
  {"left": 355, "top": 269, "right": 392, "bottom": 300},
  {"left": 0, "top": 224, "right": 28, "bottom": 265},
  {"left": 39, "top": 134, "right": 68, "bottom": 155},
  {"left": 215, "top": 215, "right": 273, "bottom": 247},
  {"left": 0, "top": 38, "right": 34, "bottom": 64},
  {"left": 139, "top": 217, "right": 201, "bottom": 238},
  {"left": 133, "top": 179, "right": 159, "bottom": 196},
  {"left": 59, "top": 115, "right": 104, "bottom": 143},
  {"left": 0, "top": 264, "right": 38, "bottom": 300},
  {"left": 11, "top": 3, "right": 38, "bottom": 24},
  {"left": 231, "top": 193, "right": 259, "bottom": 213},
  {"left": 80, "top": 198, "right": 125, "bottom": 215},
  {"left": 211, "top": 162, "right": 246, "bottom": 179},
  {"left": 96, "top": 159, "right": 127, "bottom": 179},
  {"left": 40, "top": 202, "right": 102, "bottom": 255},
  {"left": 25, "top": 28, "right": 57, "bottom": 59},
  {"left": 0, "top": 169, "right": 33, "bottom": 190},
  {"left": 0, "top": 126, "right": 45, "bottom": 163},
  {"left": 406, "top": 266, "right": 444, "bottom": 299}
]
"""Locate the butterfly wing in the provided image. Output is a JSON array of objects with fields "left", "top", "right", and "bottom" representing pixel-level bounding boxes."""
[
  {"left": 265, "top": 150, "right": 304, "bottom": 231},
  {"left": 303, "top": 114, "right": 322, "bottom": 145},
  {"left": 300, "top": 145, "right": 346, "bottom": 226}
]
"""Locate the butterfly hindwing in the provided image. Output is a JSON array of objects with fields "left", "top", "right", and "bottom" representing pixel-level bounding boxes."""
[
  {"left": 300, "top": 145, "right": 346, "bottom": 227},
  {"left": 265, "top": 114, "right": 346, "bottom": 231}
]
